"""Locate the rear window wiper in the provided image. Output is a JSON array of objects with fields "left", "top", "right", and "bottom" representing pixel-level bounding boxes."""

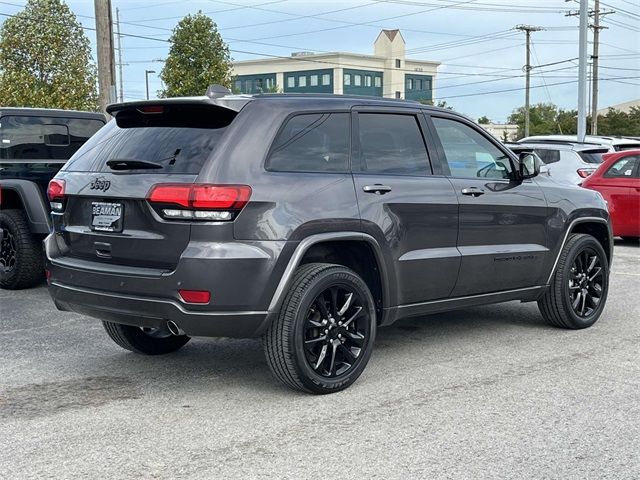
[{"left": 106, "top": 159, "right": 163, "bottom": 170}]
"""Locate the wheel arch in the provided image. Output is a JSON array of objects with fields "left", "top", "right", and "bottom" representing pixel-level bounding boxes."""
[
  {"left": 546, "top": 216, "right": 613, "bottom": 286},
  {"left": 0, "top": 180, "right": 50, "bottom": 234},
  {"left": 267, "top": 232, "right": 391, "bottom": 325}
]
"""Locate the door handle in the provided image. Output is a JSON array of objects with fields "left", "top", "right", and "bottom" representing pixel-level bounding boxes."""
[
  {"left": 363, "top": 184, "right": 392, "bottom": 195},
  {"left": 461, "top": 187, "right": 485, "bottom": 197}
]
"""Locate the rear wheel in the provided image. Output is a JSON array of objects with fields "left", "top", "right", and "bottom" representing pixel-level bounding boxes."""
[
  {"left": 263, "top": 263, "right": 376, "bottom": 394},
  {"left": 0, "top": 209, "right": 44, "bottom": 290},
  {"left": 538, "top": 234, "right": 609, "bottom": 329},
  {"left": 102, "top": 321, "right": 190, "bottom": 355}
]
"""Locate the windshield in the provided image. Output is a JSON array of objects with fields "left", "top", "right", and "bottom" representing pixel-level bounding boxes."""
[{"left": 62, "top": 105, "right": 236, "bottom": 174}]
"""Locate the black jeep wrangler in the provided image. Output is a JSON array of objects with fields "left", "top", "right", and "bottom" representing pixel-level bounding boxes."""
[{"left": 0, "top": 108, "right": 105, "bottom": 289}]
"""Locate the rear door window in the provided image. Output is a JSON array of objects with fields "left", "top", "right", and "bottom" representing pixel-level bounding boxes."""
[
  {"left": 0, "top": 115, "right": 104, "bottom": 160},
  {"left": 266, "top": 113, "right": 350, "bottom": 173},
  {"left": 355, "top": 113, "right": 430, "bottom": 176},
  {"left": 533, "top": 148, "right": 560, "bottom": 164},
  {"left": 63, "top": 105, "right": 236, "bottom": 174}
]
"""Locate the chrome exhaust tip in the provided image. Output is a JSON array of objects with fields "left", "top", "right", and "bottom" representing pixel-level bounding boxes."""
[{"left": 166, "top": 320, "right": 185, "bottom": 336}]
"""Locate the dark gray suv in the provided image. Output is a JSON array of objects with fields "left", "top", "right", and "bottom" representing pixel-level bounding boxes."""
[{"left": 45, "top": 93, "right": 612, "bottom": 393}]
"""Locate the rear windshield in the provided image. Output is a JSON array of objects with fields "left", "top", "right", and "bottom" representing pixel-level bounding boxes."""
[
  {"left": 614, "top": 143, "right": 640, "bottom": 152},
  {"left": 577, "top": 149, "right": 607, "bottom": 164},
  {"left": 62, "top": 105, "right": 236, "bottom": 174},
  {"left": 0, "top": 115, "right": 104, "bottom": 161}
]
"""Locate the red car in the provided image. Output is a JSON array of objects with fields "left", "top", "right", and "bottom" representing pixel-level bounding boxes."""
[{"left": 582, "top": 149, "right": 640, "bottom": 240}]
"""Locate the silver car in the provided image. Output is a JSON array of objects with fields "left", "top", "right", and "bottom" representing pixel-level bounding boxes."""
[{"left": 510, "top": 142, "right": 608, "bottom": 186}]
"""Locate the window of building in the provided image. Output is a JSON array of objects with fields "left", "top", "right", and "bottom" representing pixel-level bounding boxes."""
[
  {"left": 365, "top": 75, "right": 372, "bottom": 87},
  {"left": 267, "top": 113, "right": 350, "bottom": 173},
  {"left": 374, "top": 76, "right": 382, "bottom": 88},
  {"left": 395, "top": 91, "right": 401, "bottom": 99},
  {"left": 287, "top": 76, "right": 295, "bottom": 88},
  {"left": 234, "top": 80, "right": 242, "bottom": 92},
  {"left": 604, "top": 156, "right": 638, "bottom": 177},
  {"left": 245, "top": 80, "right": 252, "bottom": 92},
  {"left": 395, "top": 59, "right": 401, "bottom": 68},
  {"left": 322, "top": 74, "right": 331, "bottom": 85},
  {"left": 298, "top": 76, "right": 307, "bottom": 87},
  {"left": 256, "top": 78, "right": 263, "bottom": 91},
  {"left": 432, "top": 117, "right": 513, "bottom": 180},
  {"left": 266, "top": 78, "right": 274, "bottom": 89},
  {"left": 310, "top": 75, "right": 318, "bottom": 87},
  {"left": 424, "top": 79, "right": 431, "bottom": 90},
  {"left": 344, "top": 74, "right": 351, "bottom": 86},
  {"left": 407, "top": 78, "right": 413, "bottom": 90},
  {"left": 356, "top": 113, "right": 430, "bottom": 176},
  {"left": 415, "top": 79, "right": 421, "bottom": 90},
  {"left": 354, "top": 75, "right": 362, "bottom": 86}
]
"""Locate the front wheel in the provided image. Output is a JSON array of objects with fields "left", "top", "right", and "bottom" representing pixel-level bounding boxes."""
[
  {"left": 263, "top": 263, "right": 377, "bottom": 394},
  {"left": 538, "top": 233, "right": 609, "bottom": 329}
]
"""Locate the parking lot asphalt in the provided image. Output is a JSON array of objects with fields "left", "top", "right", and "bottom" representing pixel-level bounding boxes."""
[{"left": 0, "top": 239, "right": 638, "bottom": 479}]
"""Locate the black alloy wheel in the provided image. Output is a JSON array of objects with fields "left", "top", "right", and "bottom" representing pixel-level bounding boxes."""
[
  {"left": 0, "top": 227, "right": 17, "bottom": 274},
  {"left": 302, "top": 285, "right": 371, "bottom": 378},
  {"left": 567, "top": 247, "right": 605, "bottom": 318}
]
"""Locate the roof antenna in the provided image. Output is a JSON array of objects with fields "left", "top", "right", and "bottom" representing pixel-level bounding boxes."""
[{"left": 206, "top": 84, "right": 231, "bottom": 98}]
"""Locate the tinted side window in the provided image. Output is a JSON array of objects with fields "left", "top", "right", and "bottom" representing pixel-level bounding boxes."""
[
  {"left": 604, "top": 156, "right": 638, "bottom": 178},
  {"left": 356, "top": 113, "right": 430, "bottom": 176},
  {"left": 432, "top": 117, "right": 512, "bottom": 179},
  {"left": 534, "top": 148, "right": 560, "bottom": 164},
  {"left": 0, "top": 115, "right": 103, "bottom": 160},
  {"left": 267, "top": 113, "right": 349, "bottom": 173}
]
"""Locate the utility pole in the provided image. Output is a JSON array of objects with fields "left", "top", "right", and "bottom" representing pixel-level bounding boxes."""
[
  {"left": 115, "top": 7, "right": 124, "bottom": 103},
  {"left": 577, "top": 0, "right": 589, "bottom": 142},
  {"left": 589, "top": 0, "right": 614, "bottom": 135},
  {"left": 145, "top": 70, "right": 156, "bottom": 100},
  {"left": 516, "top": 25, "right": 543, "bottom": 138},
  {"left": 94, "top": 0, "right": 116, "bottom": 113}
]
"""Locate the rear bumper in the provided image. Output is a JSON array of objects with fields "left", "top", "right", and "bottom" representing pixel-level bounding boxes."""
[
  {"left": 49, "top": 281, "right": 268, "bottom": 337},
  {"left": 44, "top": 233, "right": 288, "bottom": 338}
]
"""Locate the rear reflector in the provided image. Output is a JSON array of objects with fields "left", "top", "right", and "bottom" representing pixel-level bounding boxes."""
[{"left": 179, "top": 289, "right": 211, "bottom": 304}]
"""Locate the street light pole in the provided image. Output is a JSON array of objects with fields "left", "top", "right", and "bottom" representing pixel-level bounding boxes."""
[{"left": 145, "top": 70, "right": 156, "bottom": 100}]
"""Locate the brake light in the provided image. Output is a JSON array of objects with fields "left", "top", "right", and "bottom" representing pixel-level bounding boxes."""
[
  {"left": 47, "top": 179, "right": 66, "bottom": 212},
  {"left": 577, "top": 169, "right": 594, "bottom": 178},
  {"left": 179, "top": 289, "right": 211, "bottom": 304},
  {"left": 147, "top": 184, "right": 251, "bottom": 221}
]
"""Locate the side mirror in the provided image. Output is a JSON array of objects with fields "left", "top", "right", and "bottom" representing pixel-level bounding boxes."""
[{"left": 518, "top": 152, "right": 539, "bottom": 180}]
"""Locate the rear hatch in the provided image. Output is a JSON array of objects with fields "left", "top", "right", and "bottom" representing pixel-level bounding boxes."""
[{"left": 52, "top": 101, "right": 241, "bottom": 270}]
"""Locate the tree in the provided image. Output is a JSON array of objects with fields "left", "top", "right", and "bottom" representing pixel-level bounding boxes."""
[
  {"left": 0, "top": 0, "right": 98, "bottom": 110},
  {"left": 420, "top": 99, "right": 453, "bottom": 110},
  {"left": 160, "top": 12, "right": 232, "bottom": 98},
  {"left": 477, "top": 115, "right": 490, "bottom": 124}
]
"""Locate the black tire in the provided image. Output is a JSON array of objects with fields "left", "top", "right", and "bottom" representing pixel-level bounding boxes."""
[
  {"left": 263, "top": 263, "right": 377, "bottom": 394},
  {"left": 538, "top": 233, "right": 609, "bottom": 329},
  {"left": 102, "top": 321, "right": 190, "bottom": 355},
  {"left": 0, "top": 209, "right": 44, "bottom": 290}
]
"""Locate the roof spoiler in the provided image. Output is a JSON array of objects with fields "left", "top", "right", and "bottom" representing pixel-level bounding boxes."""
[{"left": 206, "top": 84, "right": 232, "bottom": 99}]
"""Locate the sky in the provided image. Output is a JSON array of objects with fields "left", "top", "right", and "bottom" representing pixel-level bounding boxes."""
[{"left": 1, "top": 0, "right": 639, "bottom": 122}]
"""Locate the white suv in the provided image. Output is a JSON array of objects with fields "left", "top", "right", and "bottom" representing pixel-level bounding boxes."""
[{"left": 519, "top": 135, "right": 640, "bottom": 152}]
